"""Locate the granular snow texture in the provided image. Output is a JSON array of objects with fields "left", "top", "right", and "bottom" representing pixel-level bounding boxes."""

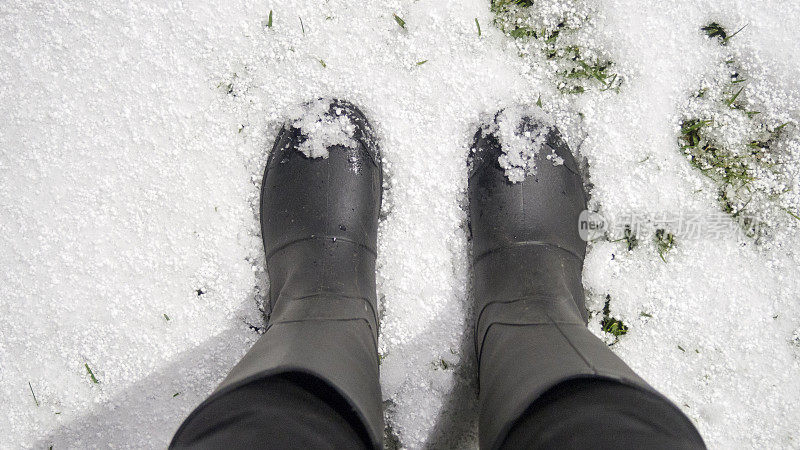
[{"left": 1, "top": 0, "right": 799, "bottom": 448}]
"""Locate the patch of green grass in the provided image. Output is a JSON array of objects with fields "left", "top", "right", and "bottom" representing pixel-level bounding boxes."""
[
  {"left": 267, "top": 10, "right": 273, "bottom": 28},
  {"left": 680, "top": 119, "right": 712, "bottom": 149},
  {"left": 163, "top": 313, "right": 170, "bottom": 321},
  {"left": 416, "top": 60, "right": 428, "bottom": 66},
  {"left": 680, "top": 119, "right": 754, "bottom": 188},
  {"left": 393, "top": 14, "right": 406, "bottom": 29},
  {"left": 319, "top": 59, "right": 327, "bottom": 68},
  {"left": 702, "top": 22, "right": 748, "bottom": 45},
  {"left": 559, "top": 46, "right": 621, "bottom": 93},
  {"left": 654, "top": 229, "right": 675, "bottom": 262},
  {"left": 491, "top": 0, "right": 533, "bottom": 11},
  {"left": 475, "top": 18, "right": 482, "bottom": 36},
  {"left": 508, "top": 26, "right": 535, "bottom": 39},
  {"left": 701, "top": 22, "right": 727, "bottom": 40},
  {"left": 299, "top": 16, "right": 305, "bottom": 34},
  {"left": 491, "top": 5, "right": 619, "bottom": 94},
  {"left": 601, "top": 316, "right": 628, "bottom": 336},
  {"left": 611, "top": 225, "right": 638, "bottom": 251},
  {"left": 600, "top": 295, "right": 628, "bottom": 342},
  {"left": 85, "top": 363, "right": 100, "bottom": 384},
  {"left": 563, "top": 52, "right": 619, "bottom": 91}
]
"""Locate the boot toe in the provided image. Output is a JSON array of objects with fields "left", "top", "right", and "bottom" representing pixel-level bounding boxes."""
[
  {"left": 260, "top": 98, "right": 383, "bottom": 262},
  {"left": 468, "top": 107, "right": 588, "bottom": 261}
]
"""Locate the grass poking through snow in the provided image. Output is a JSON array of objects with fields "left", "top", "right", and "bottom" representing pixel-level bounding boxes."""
[
  {"left": 655, "top": 229, "right": 675, "bottom": 262},
  {"left": 600, "top": 295, "right": 628, "bottom": 344},
  {"left": 678, "top": 22, "right": 798, "bottom": 240},
  {"left": 491, "top": 1, "right": 622, "bottom": 94},
  {"left": 84, "top": 363, "right": 100, "bottom": 384},
  {"left": 611, "top": 225, "right": 639, "bottom": 251},
  {"left": 702, "top": 22, "right": 748, "bottom": 45},
  {"left": 432, "top": 358, "right": 454, "bottom": 370},
  {"left": 28, "top": 382, "right": 39, "bottom": 407},
  {"left": 393, "top": 14, "right": 406, "bottom": 29}
]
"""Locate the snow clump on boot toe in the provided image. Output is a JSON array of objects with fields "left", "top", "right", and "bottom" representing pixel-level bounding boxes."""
[
  {"left": 483, "top": 105, "right": 555, "bottom": 183},
  {"left": 288, "top": 98, "right": 359, "bottom": 159}
]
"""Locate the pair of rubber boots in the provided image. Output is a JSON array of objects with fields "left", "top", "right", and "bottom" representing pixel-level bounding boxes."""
[{"left": 182, "top": 100, "right": 680, "bottom": 449}]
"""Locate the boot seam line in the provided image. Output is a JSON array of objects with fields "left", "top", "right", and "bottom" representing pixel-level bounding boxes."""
[
  {"left": 264, "top": 236, "right": 378, "bottom": 262},
  {"left": 473, "top": 241, "right": 581, "bottom": 263},
  {"left": 475, "top": 320, "right": 585, "bottom": 366},
  {"left": 475, "top": 295, "right": 582, "bottom": 343},
  {"left": 265, "top": 317, "right": 379, "bottom": 351},
  {"left": 475, "top": 294, "right": 576, "bottom": 360},
  {"left": 550, "top": 318, "right": 598, "bottom": 373},
  {"left": 276, "top": 292, "right": 379, "bottom": 328}
]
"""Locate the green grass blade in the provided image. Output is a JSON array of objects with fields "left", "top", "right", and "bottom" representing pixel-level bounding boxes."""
[
  {"left": 723, "top": 23, "right": 748, "bottom": 43},
  {"left": 394, "top": 14, "right": 405, "bottom": 29},
  {"left": 726, "top": 86, "right": 744, "bottom": 107},
  {"left": 29, "top": 382, "right": 39, "bottom": 406},
  {"left": 85, "top": 363, "right": 99, "bottom": 384}
]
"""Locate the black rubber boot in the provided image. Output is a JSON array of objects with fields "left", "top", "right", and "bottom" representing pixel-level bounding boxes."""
[
  {"left": 469, "top": 111, "right": 698, "bottom": 449},
  {"left": 172, "top": 99, "right": 384, "bottom": 449}
]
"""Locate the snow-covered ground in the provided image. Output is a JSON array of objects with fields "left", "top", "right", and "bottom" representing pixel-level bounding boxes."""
[{"left": 2, "top": 0, "right": 799, "bottom": 448}]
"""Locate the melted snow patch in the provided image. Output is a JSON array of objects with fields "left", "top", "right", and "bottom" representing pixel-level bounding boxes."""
[
  {"left": 289, "top": 99, "right": 358, "bottom": 158},
  {"left": 484, "top": 106, "right": 553, "bottom": 183}
]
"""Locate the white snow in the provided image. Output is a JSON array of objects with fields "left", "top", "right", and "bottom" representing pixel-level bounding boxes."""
[{"left": 1, "top": 0, "right": 800, "bottom": 449}]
